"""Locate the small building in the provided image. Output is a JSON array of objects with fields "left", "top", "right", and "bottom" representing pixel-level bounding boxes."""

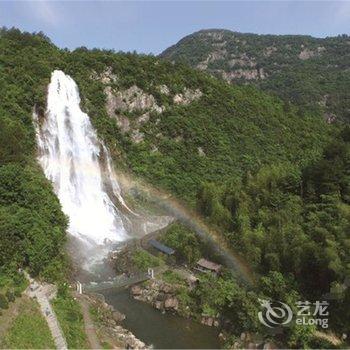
[
  {"left": 149, "top": 239, "right": 175, "bottom": 255},
  {"left": 196, "top": 258, "right": 222, "bottom": 274}
]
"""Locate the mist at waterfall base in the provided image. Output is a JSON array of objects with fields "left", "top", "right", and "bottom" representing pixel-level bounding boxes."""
[{"left": 34, "top": 70, "right": 254, "bottom": 285}]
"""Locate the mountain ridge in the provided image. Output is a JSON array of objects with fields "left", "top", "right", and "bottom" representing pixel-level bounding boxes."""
[{"left": 160, "top": 28, "right": 350, "bottom": 122}]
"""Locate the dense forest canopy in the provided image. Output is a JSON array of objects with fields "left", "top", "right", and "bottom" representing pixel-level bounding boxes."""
[
  {"left": 0, "top": 28, "right": 68, "bottom": 281},
  {"left": 0, "top": 27, "right": 349, "bottom": 347}
]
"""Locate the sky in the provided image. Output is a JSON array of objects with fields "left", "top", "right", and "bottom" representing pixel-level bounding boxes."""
[{"left": 0, "top": 1, "right": 349, "bottom": 55}]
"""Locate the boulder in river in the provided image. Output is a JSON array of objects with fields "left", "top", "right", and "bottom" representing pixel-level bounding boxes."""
[
  {"left": 201, "top": 315, "right": 220, "bottom": 327},
  {"left": 160, "top": 283, "right": 173, "bottom": 293},
  {"left": 112, "top": 310, "right": 126, "bottom": 323},
  {"left": 201, "top": 316, "right": 214, "bottom": 326},
  {"left": 154, "top": 300, "right": 164, "bottom": 310},
  {"left": 131, "top": 285, "right": 142, "bottom": 296},
  {"left": 164, "top": 296, "right": 179, "bottom": 310}
]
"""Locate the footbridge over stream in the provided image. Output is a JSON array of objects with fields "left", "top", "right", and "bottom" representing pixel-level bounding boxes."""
[{"left": 78, "top": 268, "right": 158, "bottom": 294}]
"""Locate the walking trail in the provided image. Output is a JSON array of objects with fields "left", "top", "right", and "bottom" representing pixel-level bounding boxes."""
[
  {"left": 25, "top": 273, "right": 68, "bottom": 350},
  {"left": 75, "top": 293, "right": 101, "bottom": 349}
]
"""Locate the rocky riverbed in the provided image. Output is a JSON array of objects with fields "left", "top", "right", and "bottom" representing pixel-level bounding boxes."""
[
  {"left": 85, "top": 294, "right": 148, "bottom": 349},
  {"left": 130, "top": 279, "right": 221, "bottom": 327}
]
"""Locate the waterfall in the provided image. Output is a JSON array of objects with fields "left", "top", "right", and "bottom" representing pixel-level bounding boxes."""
[{"left": 34, "top": 70, "right": 129, "bottom": 246}]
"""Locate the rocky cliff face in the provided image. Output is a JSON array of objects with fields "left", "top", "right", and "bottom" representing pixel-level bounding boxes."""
[
  {"left": 92, "top": 68, "right": 203, "bottom": 144},
  {"left": 160, "top": 29, "right": 350, "bottom": 122}
]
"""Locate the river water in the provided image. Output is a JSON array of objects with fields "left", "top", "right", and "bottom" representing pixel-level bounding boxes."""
[{"left": 102, "top": 289, "right": 220, "bottom": 349}]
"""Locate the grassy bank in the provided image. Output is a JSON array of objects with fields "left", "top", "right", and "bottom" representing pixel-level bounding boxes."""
[
  {"left": 52, "top": 290, "right": 88, "bottom": 349},
  {"left": 1, "top": 297, "right": 55, "bottom": 349}
]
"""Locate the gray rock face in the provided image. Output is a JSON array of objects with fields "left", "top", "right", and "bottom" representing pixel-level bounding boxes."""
[
  {"left": 298, "top": 48, "right": 316, "bottom": 60},
  {"left": 158, "top": 84, "right": 170, "bottom": 95},
  {"left": 90, "top": 67, "right": 118, "bottom": 84},
  {"left": 131, "top": 129, "right": 145, "bottom": 144},
  {"left": 99, "top": 70, "right": 203, "bottom": 144},
  {"left": 298, "top": 46, "right": 325, "bottom": 60},
  {"left": 137, "top": 112, "right": 150, "bottom": 124},
  {"left": 173, "top": 88, "right": 202, "bottom": 105},
  {"left": 104, "top": 84, "right": 166, "bottom": 143},
  {"left": 106, "top": 85, "right": 164, "bottom": 115},
  {"left": 228, "top": 56, "right": 256, "bottom": 68},
  {"left": 222, "top": 68, "right": 265, "bottom": 81},
  {"left": 198, "top": 147, "right": 205, "bottom": 157}
]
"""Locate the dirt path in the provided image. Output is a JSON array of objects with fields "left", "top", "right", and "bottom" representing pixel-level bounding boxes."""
[{"left": 76, "top": 294, "right": 101, "bottom": 349}]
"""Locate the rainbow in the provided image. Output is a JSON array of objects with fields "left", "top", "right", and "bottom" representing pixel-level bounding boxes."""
[{"left": 116, "top": 171, "right": 257, "bottom": 287}]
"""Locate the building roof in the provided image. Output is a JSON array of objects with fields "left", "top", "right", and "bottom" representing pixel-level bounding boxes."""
[
  {"left": 149, "top": 239, "right": 175, "bottom": 255},
  {"left": 196, "top": 258, "right": 222, "bottom": 273}
]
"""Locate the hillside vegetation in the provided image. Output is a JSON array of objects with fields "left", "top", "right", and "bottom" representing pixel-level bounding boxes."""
[
  {"left": 0, "top": 28, "right": 68, "bottom": 282},
  {"left": 161, "top": 29, "right": 350, "bottom": 122},
  {"left": 1, "top": 297, "right": 55, "bottom": 349},
  {"left": 67, "top": 45, "right": 331, "bottom": 205},
  {"left": 0, "top": 27, "right": 348, "bottom": 347}
]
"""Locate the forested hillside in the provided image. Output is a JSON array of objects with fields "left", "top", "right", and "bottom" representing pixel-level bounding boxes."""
[
  {"left": 66, "top": 46, "right": 331, "bottom": 206},
  {"left": 0, "top": 29, "right": 67, "bottom": 282},
  {"left": 197, "top": 129, "right": 350, "bottom": 335},
  {"left": 0, "top": 28, "right": 349, "bottom": 347},
  {"left": 161, "top": 29, "right": 350, "bottom": 122}
]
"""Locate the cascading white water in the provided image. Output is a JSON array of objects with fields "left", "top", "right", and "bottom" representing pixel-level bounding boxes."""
[{"left": 34, "top": 70, "right": 128, "bottom": 245}]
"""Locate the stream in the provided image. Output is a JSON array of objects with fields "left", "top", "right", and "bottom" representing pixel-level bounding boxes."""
[{"left": 102, "top": 288, "right": 220, "bottom": 349}]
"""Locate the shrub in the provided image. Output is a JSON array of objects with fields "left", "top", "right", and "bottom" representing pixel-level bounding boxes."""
[
  {"left": 6, "top": 290, "right": 15, "bottom": 303},
  {"left": 132, "top": 249, "right": 164, "bottom": 271},
  {"left": 162, "top": 270, "right": 185, "bottom": 285},
  {"left": 161, "top": 223, "right": 202, "bottom": 265},
  {"left": 0, "top": 293, "right": 9, "bottom": 309}
]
